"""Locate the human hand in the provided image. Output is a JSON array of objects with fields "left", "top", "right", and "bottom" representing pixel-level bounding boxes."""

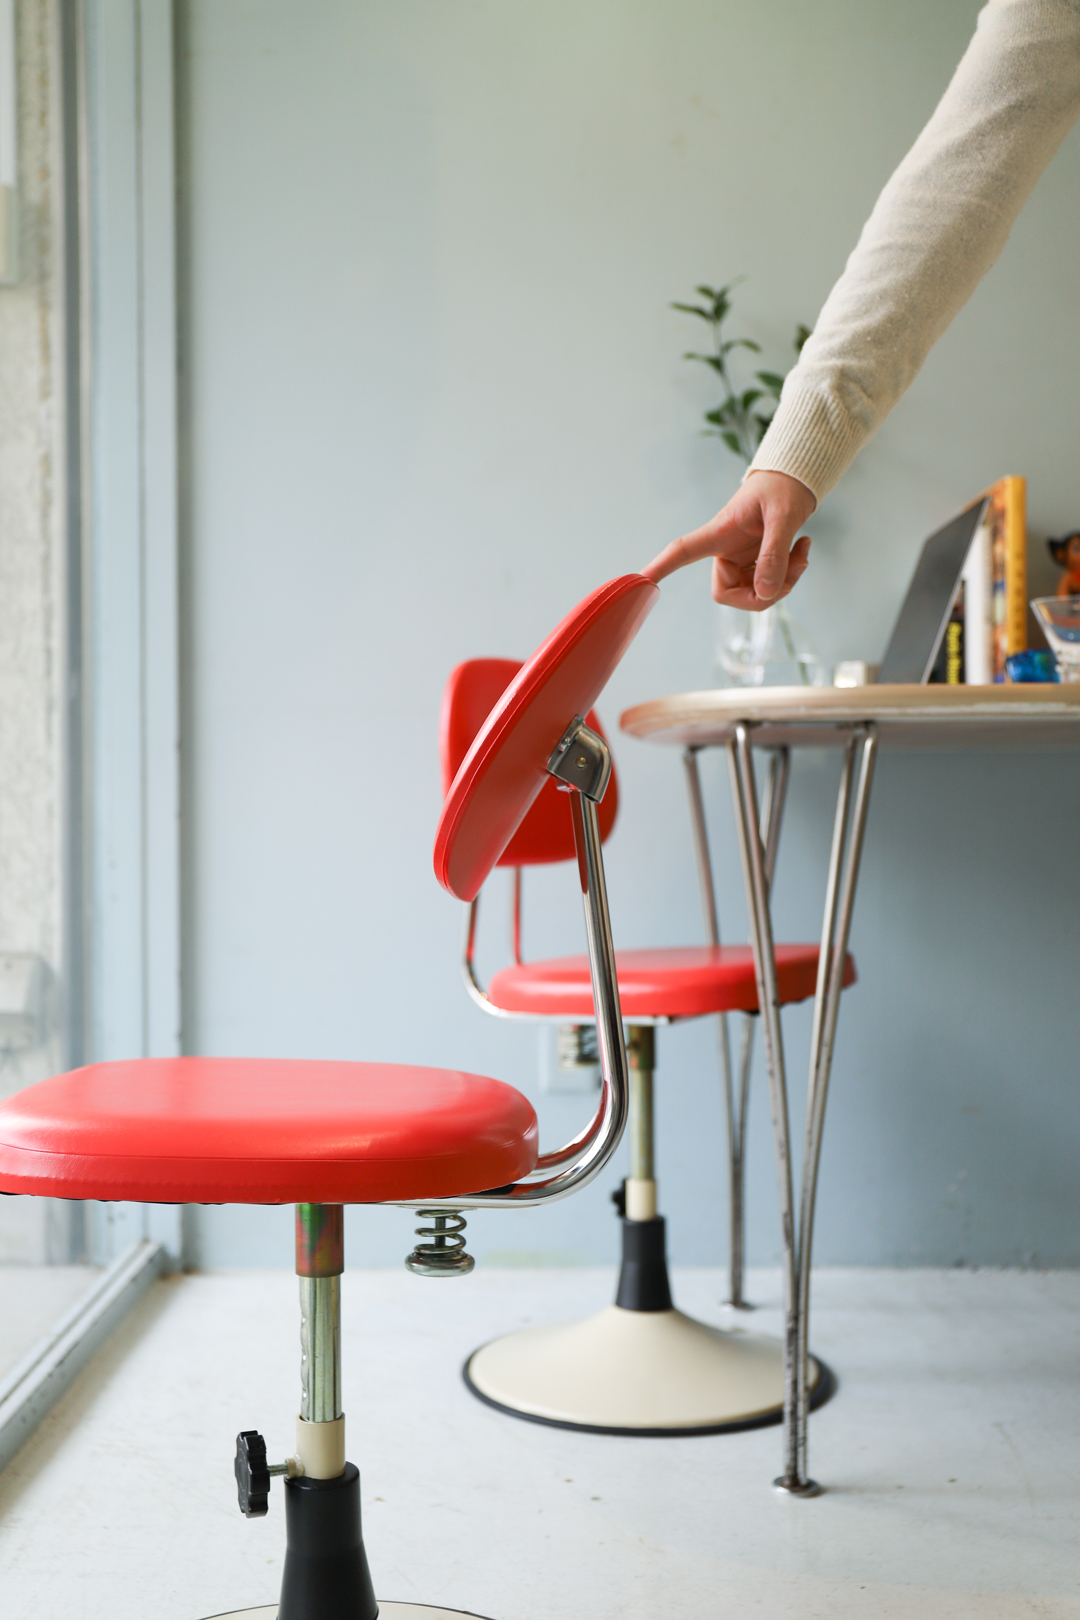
[{"left": 642, "top": 470, "right": 816, "bottom": 609}]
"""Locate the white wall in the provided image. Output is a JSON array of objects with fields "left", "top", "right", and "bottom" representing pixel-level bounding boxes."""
[{"left": 176, "top": 0, "right": 1080, "bottom": 1270}]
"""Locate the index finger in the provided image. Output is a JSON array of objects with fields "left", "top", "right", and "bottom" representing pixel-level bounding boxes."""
[{"left": 642, "top": 510, "right": 752, "bottom": 583}]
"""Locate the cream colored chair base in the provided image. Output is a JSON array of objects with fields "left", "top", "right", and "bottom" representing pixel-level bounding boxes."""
[
  {"left": 465, "top": 1304, "right": 825, "bottom": 1434},
  {"left": 206, "top": 1604, "right": 493, "bottom": 1618}
]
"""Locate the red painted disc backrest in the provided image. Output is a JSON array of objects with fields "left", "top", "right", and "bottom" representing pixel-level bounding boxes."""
[
  {"left": 434, "top": 575, "right": 659, "bottom": 901},
  {"left": 439, "top": 658, "right": 619, "bottom": 867}
]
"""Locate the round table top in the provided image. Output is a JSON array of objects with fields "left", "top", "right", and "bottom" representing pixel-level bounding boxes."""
[{"left": 619, "top": 681, "right": 1080, "bottom": 751}]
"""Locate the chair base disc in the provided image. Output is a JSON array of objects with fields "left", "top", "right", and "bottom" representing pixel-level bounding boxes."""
[
  {"left": 203, "top": 1605, "right": 493, "bottom": 1618},
  {"left": 465, "top": 1303, "right": 829, "bottom": 1435}
]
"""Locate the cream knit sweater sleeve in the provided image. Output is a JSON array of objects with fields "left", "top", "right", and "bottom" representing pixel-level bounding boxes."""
[{"left": 749, "top": 0, "right": 1080, "bottom": 503}]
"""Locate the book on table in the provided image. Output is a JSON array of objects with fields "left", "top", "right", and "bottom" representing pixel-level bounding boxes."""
[{"left": 880, "top": 477, "right": 1027, "bottom": 686}]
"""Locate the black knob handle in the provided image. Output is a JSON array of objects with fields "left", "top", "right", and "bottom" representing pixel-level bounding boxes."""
[{"left": 235, "top": 1430, "right": 270, "bottom": 1517}]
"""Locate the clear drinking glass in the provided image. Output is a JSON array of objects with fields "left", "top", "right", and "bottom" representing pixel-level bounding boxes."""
[
  {"left": 717, "top": 606, "right": 775, "bottom": 686},
  {"left": 1032, "top": 596, "right": 1080, "bottom": 683},
  {"left": 716, "top": 604, "right": 825, "bottom": 688}
]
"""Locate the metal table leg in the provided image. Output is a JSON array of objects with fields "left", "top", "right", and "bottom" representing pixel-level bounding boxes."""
[
  {"left": 727, "top": 722, "right": 878, "bottom": 1493},
  {"left": 684, "top": 746, "right": 789, "bottom": 1309}
]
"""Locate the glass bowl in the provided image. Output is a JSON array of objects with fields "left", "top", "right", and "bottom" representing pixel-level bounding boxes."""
[{"left": 1032, "top": 596, "right": 1080, "bottom": 683}]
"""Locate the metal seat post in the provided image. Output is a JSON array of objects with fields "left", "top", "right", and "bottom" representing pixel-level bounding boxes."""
[
  {"left": 625, "top": 1025, "right": 657, "bottom": 1219},
  {"left": 296, "top": 1203, "right": 344, "bottom": 1434},
  {"left": 234, "top": 1203, "right": 378, "bottom": 1619},
  {"left": 614, "top": 1023, "right": 673, "bottom": 1313}
]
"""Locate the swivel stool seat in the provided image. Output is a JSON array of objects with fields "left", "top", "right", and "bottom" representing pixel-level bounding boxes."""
[
  {"left": 0, "top": 574, "right": 661, "bottom": 1619},
  {"left": 441, "top": 658, "right": 855, "bottom": 1435}
]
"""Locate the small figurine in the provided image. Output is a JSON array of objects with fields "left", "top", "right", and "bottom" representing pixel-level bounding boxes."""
[{"left": 1048, "top": 531, "right": 1080, "bottom": 597}]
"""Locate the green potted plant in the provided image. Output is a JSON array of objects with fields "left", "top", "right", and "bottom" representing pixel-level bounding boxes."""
[{"left": 673, "top": 280, "right": 821, "bottom": 686}]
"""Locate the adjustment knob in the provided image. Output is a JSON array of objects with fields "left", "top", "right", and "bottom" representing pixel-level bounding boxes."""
[{"left": 235, "top": 1430, "right": 271, "bottom": 1517}]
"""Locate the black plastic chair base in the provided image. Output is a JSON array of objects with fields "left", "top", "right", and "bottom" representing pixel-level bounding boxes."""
[
  {"left": 615, "top": 1214, "right": 673, "bottom": 1312},
  {"left": 278, "top": 1464, "right": 378, "bottom": 1620}
]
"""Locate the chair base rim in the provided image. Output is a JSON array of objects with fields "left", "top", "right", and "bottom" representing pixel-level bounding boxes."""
[
  {"left": 463, "top": 1303, "right": 834, "bottom": 1437},
  {"left": 203, "top": 1605, "right": 495, "bottom": 1618}
]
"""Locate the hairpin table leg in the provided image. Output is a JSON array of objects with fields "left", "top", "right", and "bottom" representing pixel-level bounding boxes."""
[
  {"left": 728, "top": 727, "right": 800, "bottom": 1480},
  {"left": 794, "top": 726, "right": 877, "bottom": 1488},
  {"left": 684, "top": 746, "right": 789, "bottom": 1310},
  {"left": 727, "top": 723, "right": 877, "bottom": 1494}
]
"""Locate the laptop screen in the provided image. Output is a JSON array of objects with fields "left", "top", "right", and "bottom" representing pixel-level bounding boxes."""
[{"left": 878, "top": 500, "right": 988, "bottom": 684}]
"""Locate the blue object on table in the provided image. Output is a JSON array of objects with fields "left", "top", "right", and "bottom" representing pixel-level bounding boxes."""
[{"left": 1005, "top": 648, "right": 1059, "bottom": 683}]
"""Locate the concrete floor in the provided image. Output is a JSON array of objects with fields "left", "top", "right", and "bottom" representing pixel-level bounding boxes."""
[
  {"left": 0, "top": 1265, "right": 1077, "bottom": 1619},
  {"left": 0, "top": 1265, "right": 102, "bottom": 1382}
]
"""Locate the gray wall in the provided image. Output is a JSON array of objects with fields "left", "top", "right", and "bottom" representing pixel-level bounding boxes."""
[{"left": 176, "top": 0, "right": 1080, "bottom": 1270}]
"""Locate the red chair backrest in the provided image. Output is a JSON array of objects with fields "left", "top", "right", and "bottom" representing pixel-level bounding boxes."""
[
  {"left": 440, "top": 658, "right": 619, "bottom": 867},
  {"left": 434, "top": 575, "right": 658, "bottom": 902}
]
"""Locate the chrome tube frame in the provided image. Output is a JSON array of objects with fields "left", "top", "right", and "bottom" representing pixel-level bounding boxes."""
[
  {"left": 461, "top": 893, "right": 501, "bottom": 1015},
  {"left": 461, "top": 890, "right": 539, "bottom": 1020},
  {"left": 684, "top": 745, "right": 789, "bottom": 1309},
  {"left": 462, "top": 872, "right": 670, "bottom": 1030},
  {"left": 511, "top": 867, "right": 523, "bottom": 965},
  {"left": 397, "top": 719, "right": 630, "bottom": 1212},
  {"left": 727, "top": 722, "right": 877, "bottom": 1494}
]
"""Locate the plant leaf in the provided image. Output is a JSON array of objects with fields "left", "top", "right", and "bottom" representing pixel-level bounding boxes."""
[
  {"left": 740, "top": 389, "right": 763, "bottom": 410},
  {"left": 794, "top": 323, "right": 812, "bottom": 353},
  {"left": 755, "top": 370, "right": 785, "bottom": 392},
  {"left": 721, "top": 338, "right": 761, "bottom": 355},
  {"left": 671, "top": 302, "right": 716, "bottom": 323},
  {"left": 720, "top": 430, "right": 743, "bottom": 457},
  {"left": 698, "top": 284, "right": 732, "bottom": 319}
]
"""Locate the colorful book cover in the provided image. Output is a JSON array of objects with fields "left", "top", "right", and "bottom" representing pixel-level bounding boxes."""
[
  {"left": 986, "top": 476, "right": 1027, "bottom": 681},
  {"left": 932, "top": 477, "right": 1026, "bottom": 683},
  {"left": 929, "top": 587, "right": 965, "bottom": 684},
  {"left": 962, "top": 521, "right": 992, "bottom": 684}
]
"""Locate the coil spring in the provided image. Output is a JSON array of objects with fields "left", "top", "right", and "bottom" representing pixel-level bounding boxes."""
[{"left": 405, "top": 1210, "right": 475, "bottom": 1277}]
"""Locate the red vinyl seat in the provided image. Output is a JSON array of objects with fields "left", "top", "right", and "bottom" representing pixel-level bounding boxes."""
[
  {"left": 487, "top": 943, "right": 855, "bottom": 1021},
  {"left": 0, "top": 1057, "right": 538, "bottom": 1205}
]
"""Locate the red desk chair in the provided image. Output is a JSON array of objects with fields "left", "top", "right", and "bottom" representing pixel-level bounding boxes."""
[
  {"left": 0, "top": 576, "right": 658, "bottom": 1620},
  {"left": 441, "top": 659, "right": 855, "bottom": 1436}
]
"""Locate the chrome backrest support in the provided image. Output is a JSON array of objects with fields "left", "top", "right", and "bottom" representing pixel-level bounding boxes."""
[
  {"left": 460, "top": 893, "right": 492, "bottom": 1012},
  {"left": 402, "top": 717, "right": 630, "bottom": 1211},
  {"left": 511, "top": 867, "right": 523, "bottom": 965}
]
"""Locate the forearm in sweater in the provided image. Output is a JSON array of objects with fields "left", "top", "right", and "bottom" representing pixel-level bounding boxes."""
[{"left": 750, "top": 0, "right": 1080, "bottom": 503}]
